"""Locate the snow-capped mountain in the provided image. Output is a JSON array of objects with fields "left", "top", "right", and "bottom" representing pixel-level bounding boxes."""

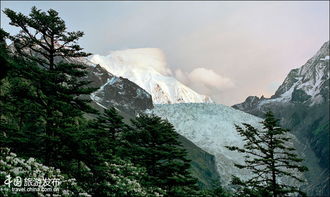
[
  {"left": 65, "top": 56, "right": 155, "bottom": 115},
  {"left": 147, "top": 103, "right": 303, "bottom": 189},
  {"left": 90, "top": 48, "right": 213, "bottom": 104},
  {"left": 273, "top": 41, "right": 329, "bottom": 106},
  {"left": 234, "top": 41, "right": 329, "bottom": 113}
]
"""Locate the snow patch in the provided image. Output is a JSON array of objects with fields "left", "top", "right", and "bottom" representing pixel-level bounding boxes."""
[
  {"left": 108, "top": 76, "right": 119, "bottom": 85},
  {"left": 90, "top": 77, "right": 119, "bottom": 109},
  {"left": 320, "top": 56, "right": 329, "bottom": 61},
  {"left": 310, "top": 94, "right": 324, "bottom": 106}
]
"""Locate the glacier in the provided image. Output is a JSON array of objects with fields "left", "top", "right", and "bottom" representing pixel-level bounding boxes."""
[
  {"left": 147, "top": 103, "right": 304, "bottom": 189},
  {"left": 147, "top": 103, "right": 262, "bottom": 186}
]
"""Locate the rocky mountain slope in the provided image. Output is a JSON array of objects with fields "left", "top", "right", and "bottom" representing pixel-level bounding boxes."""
[
  {"left": 147, "top": 103, "right": 304, "bottom": 190},
  {"left": 233, "top": 41, "right": 329, "bottom": 196},
  {"left": 85, "top": 63, "right": 153, "bottom": 116},
  {"left": 89, "top": 48, "right": 213, "bottom": 104}
]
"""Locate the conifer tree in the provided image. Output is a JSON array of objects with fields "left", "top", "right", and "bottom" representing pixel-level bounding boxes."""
[
  {"left": 3, "top": 7, "right": 97, "bottom": 166},
  {"left": 90, "top": 107, "right": 128, "bottom": 159},
  {"left": 122, "top": 114, "right": 200, "bottom": 197},
  {"left": 77, "top": 107, "right": 130, "bottom": 194},
  {"left": 226, "top": 111, "right": 308, "bottom": 197}
]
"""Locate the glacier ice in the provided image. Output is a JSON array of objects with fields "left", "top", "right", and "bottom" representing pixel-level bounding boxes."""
[{"left": 147, "top": 103, "right": 304, "bottom": 189}]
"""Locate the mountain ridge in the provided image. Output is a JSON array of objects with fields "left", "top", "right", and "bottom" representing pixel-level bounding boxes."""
[{"left": 234, "top": 41, "right": 329, "bottom": 112}]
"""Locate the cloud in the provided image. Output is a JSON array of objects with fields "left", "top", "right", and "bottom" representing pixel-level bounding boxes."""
[
  {"left": 175, "top": 67, "right": 235, "bottom": 95},
  {"left": 175, "top": 69, "right": 189, "bottom": 84},
  {"left": 91, "top": 48, "right": 172, "bottom": 76},
  {"left": 189, "top": 68, "right": 235, "bottom": 89},
  {"left": 111, "top": 48, "right": 173, "bottom": 76}
]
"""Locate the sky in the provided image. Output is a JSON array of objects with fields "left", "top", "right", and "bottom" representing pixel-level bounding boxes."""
[{"left": 1, "top": 1, "right": 329, "bottom": 105}]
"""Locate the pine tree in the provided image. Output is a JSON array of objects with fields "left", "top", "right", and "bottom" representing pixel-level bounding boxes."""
[
  {"left": 226, "top": 111, "right": 308, "bottom": 197},
  {"left": 79, "top": 107, "right": 130, "bottom": 195},
  {"left": 3, "top": 7, "right": 97, "bottom": 166},
  {"left": 90, "top": 107, "right": 128, "bottom": 159},
  {"left": 122, "top": 114, "right": 200, "bottom": 197}
]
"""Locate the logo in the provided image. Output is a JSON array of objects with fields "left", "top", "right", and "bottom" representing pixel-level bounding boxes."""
[{"left": 1, "top": 175, "right": 62, "bottom": 193}]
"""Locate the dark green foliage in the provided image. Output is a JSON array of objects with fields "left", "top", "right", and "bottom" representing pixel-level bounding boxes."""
[
  {"left": 72, "top": 108, "right": 132, "bottom": 195},
  {"left": 310, "top": 121, "right": 329, "bottom": 169},
  {"left": 226, "top": 111, "right": 308, "bottom": 197},
  {"left": 90, "top": 107, "right": 129, "bottom": 159},
  {"left": 1, "top": 7, "right": 100, "bottom": 195},
  {"left": 200, "top": 182, "right": 232, "bottom": 197},
  {"left": 0, "top": 28, "right": 10, "bottom": 80},
  {"left": 2, "top": 6, "right": 97, "bottom": 166},
  {"left": 0, "top": 29, "right": 45, "bottom": 159},
  {"left": 177, "top": 134, "right": 221, "bottom": 189},
  {"left": 285, "top": 102, "right": 329, "bottom": 171},
  {"left": 291, "top": 89, "right": 311, "bottom": 103},
  {"left": 122, "top": 114, "right": 200, "bottom": 196}
]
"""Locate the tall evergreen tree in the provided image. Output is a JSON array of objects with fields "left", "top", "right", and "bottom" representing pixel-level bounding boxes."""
[
  {"left": 226, "top": 111, "right": 308, "bottom": 197},
  {"left": 90, "top": 107, "right": 128, "bottom": 159},
  {"left": 78, "top": 107, "right": 130, "bottom": 195},
  {"left": 122, "top": 114, "right": 200, "bottom": 197},
  {"left": 3, "top": 7, "right": 97, "bottom": 166}
]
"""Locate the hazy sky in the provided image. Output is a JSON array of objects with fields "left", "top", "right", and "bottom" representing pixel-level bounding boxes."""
[{"left": 1, "top": 1, "right": 329, "bottom": 105}]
